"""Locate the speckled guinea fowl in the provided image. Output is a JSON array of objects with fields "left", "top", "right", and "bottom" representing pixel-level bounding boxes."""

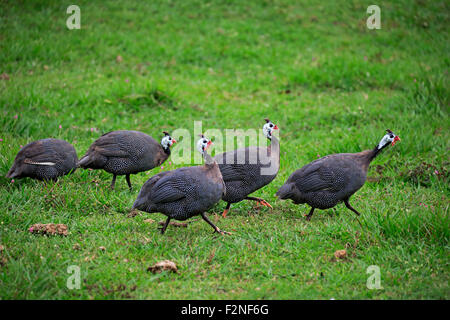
[
  {"left": 6, "top": 138, "right": 78, "bottom": 181},
  {"left": 276, "top": 129, "right": 401, "bottom": 220},
  {"left": 77, "top": 130, "right": 175, "bottom": 190},
  {"left": 133, "top": 135, "right": 229, "bottom": 235},
  {"left": 214, "top": 119, "right": 280, "bottom": 217}
]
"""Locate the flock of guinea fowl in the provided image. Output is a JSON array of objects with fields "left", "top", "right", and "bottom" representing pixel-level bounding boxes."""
[{"left": 6, "top": 119, "right": 400, "bottom": 235}]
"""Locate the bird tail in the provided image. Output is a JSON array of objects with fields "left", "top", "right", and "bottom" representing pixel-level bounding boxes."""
[{"left": 275, "top": 183, "right": 294, "bottom": 200}]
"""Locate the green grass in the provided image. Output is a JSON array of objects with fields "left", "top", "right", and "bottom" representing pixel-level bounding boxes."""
[{"left": 0, "top": 0, "right": 449, "bottom": 299}]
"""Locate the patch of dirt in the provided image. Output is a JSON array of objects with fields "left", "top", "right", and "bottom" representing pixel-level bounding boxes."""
[
  {"left": 400, "top": 161, "right": 448, "bottom": 187},
  {"left": 0, "top": 256, "right": 7, "bottom": 267},
  {"left": 29, "top": 223, "right": 68, "bottom": 236},
  {"left": 84, "top": 280, "right": 137, "bottom": 298},
  {"left": 158, "top": 221, "right": 187, "bottom": 228},
  {"left": 0, "top": 245, "right": 6, "bottom": 267},
  {"left": 367, "top": 164, "right": 390, "bottom": 183},
  {"left": 127, "top": 209, "right": 140, "bottom": 218},
  {"left": 147, "top": 260, "right": 178, "bottom": 274}
]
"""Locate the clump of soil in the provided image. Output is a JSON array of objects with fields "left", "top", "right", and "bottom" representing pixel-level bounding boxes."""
[
  {"left": 29, "top": 223, "right": 68, "bottom": 236},
  {"left": 147, "top": 260, "right": 178, "bottom": 273}
]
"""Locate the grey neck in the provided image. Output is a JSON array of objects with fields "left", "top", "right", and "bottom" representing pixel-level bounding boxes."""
[
  {"left": 270, "top": 134, "right": 279, "bottom": 150},
  {"left": 203, "top": 151, "right": 215, "bottom": 166}
]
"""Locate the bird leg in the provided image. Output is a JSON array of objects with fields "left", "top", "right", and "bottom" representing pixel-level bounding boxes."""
[
  {"left": 158, "top": 217, "right": 171, "bottom": 234},
  {"left": 344, "top": 199, "right": 361, "bottom": 217},
  {"left": 245, "top": 197, "right": 273, "bottom": 209},
  {"left": 305, "top": 207, "right": 315, "bottom": 221},
  {"left": 222, "top": 202, "right": 231, "bottom": 218},
  {"left": 110, "top": 174, "right": 117, "bottom": 190},
  {"left": 201, "top": 213, "right": 231, "bottom": 235},
  {"left": 126, "top": 174, "right": 132, "bottom": 190}
]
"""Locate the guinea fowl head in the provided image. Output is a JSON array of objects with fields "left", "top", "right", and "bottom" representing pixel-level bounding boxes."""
[
  {"left": 377, "top": 129, "right": 401, "bottom": 150},
  {"left": 263, "top": 118, "right": 279, "bottom": 140},
  {"left": 161, "top": 131, "right": 176, "bottom": 150},
  {"left": 196, "top": 134, "right": 212, "bottom": 155}
]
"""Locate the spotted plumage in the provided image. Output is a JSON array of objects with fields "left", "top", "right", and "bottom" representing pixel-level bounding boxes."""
[
  {"left": 276, "top": 129, "right": 401, "bottom": 220},
  {"left": 6, "top": 138, "right": 78, "bottom": 181},
  {"left": 77, "top": 130, "right": 175, "bottom": 189},
  {"left": 133, "top": 135, "right": 229, "bottom": 235},
  {"left": 214, "top": 119, "right": 280, "bottom": 217}
]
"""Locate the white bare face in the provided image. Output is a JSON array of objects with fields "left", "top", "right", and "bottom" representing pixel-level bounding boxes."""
[
  {"left": 377, "top": 131, "right": 400, "bottom": 149},
  {"left": 197, "top": 136, "right": 211, "bottom": 154},
  {"left": 263, "top": 121, "right": 278, "bottom": 139},
  {"left": 161, "top": 135, "right": 175, "bottom": 149}
]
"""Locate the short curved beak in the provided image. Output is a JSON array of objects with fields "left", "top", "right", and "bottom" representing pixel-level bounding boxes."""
[{"left": 206, "top": 141, "right": 213, "bottom": 149}]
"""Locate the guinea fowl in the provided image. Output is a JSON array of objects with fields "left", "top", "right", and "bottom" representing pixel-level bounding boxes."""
[
  {"left": 6, "top": 138, "right": 78, "bottom": 181},
  {"left": 133, "top": 135, "right": 228, "bottom": 235},
  {"left": 77, "top": 130, "right": 175, "bottom": 190},
  {"left": 214, "top": 118, "right": 280, "bottom": 217},
  {"left": 276, "top": 129, "right": 401, "bottom": 220}
]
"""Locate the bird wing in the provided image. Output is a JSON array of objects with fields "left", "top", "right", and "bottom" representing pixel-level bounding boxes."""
[
  {"left": 218, "top": 163, "right": 258, "bottom": 182},
  {"left": 215, "top": 147, "right": 263, "bottom": 182},
  {"left": 293, "top": 157, "right": 351, "bottom": 193},
  {"left": 91, "top": 133, "right": 130, "bottom": 158},
  {"left": 21, "top": 141, "right": 60, "bottom": 164},
  {"left": 149, "top": 172, "right": 189, "bottom": 204}
]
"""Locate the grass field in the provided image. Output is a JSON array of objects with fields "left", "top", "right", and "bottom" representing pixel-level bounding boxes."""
[{"left": 0, "top": 0, "right": 448, "bottom": 299}]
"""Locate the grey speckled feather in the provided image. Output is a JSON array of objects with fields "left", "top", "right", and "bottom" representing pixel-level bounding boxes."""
[
  {"left": 277, "top": 153, "right": 368, "bottom": 209},
  {"left": 276, "top": 129, "right": 401, "bottom": 220},
  {"left": 133, "top": 138, "right": 228, "bottom": 235},
  {"left": 213, "top": 134, "right": 280, "bottom": 216},
  {"left": 6, "top": 138, "right": 78, "bottom": 181},
  {"left": 78, "top": 130, "right": 171, "bottom": 189}
]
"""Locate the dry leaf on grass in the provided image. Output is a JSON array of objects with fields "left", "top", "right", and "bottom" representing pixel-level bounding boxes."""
[
  {"left": 334, "top": 249, "right": 347, "bottom": 259},
  {"left": 116, "top": 55, "right": 123, "bottom": 63},
  {"left": 0, "top": 73, "right": 10, "bottom": 80},
  {"left": 29, "top": 223, "right": 68, "bottom": 236},
  {"left": 147, "top": 260, "right": 178, "bottom": 273},
  {"left": 144, "top": 218, "right": 155, "bottom": 224}
]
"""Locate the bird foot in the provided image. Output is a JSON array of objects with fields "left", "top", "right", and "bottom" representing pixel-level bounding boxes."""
[
  {"left": 253, "top": 199, "right": 272, "bottom": 210},
  {"left": 305, "top": 214, "right": 312, "bottom": 221},
  {"left": 221, "top": 208, "right": 229, "bottom": 218},
  {"left": 258, "top": 199, "right": 273, "bottom": 209},
  {"left": 214, "top": 228, "right": 232, "bottom": 235}
]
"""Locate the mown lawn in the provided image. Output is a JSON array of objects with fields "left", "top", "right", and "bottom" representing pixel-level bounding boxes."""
[{"left": 0, "top": 0, "right": 448, "bottom": 299}]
